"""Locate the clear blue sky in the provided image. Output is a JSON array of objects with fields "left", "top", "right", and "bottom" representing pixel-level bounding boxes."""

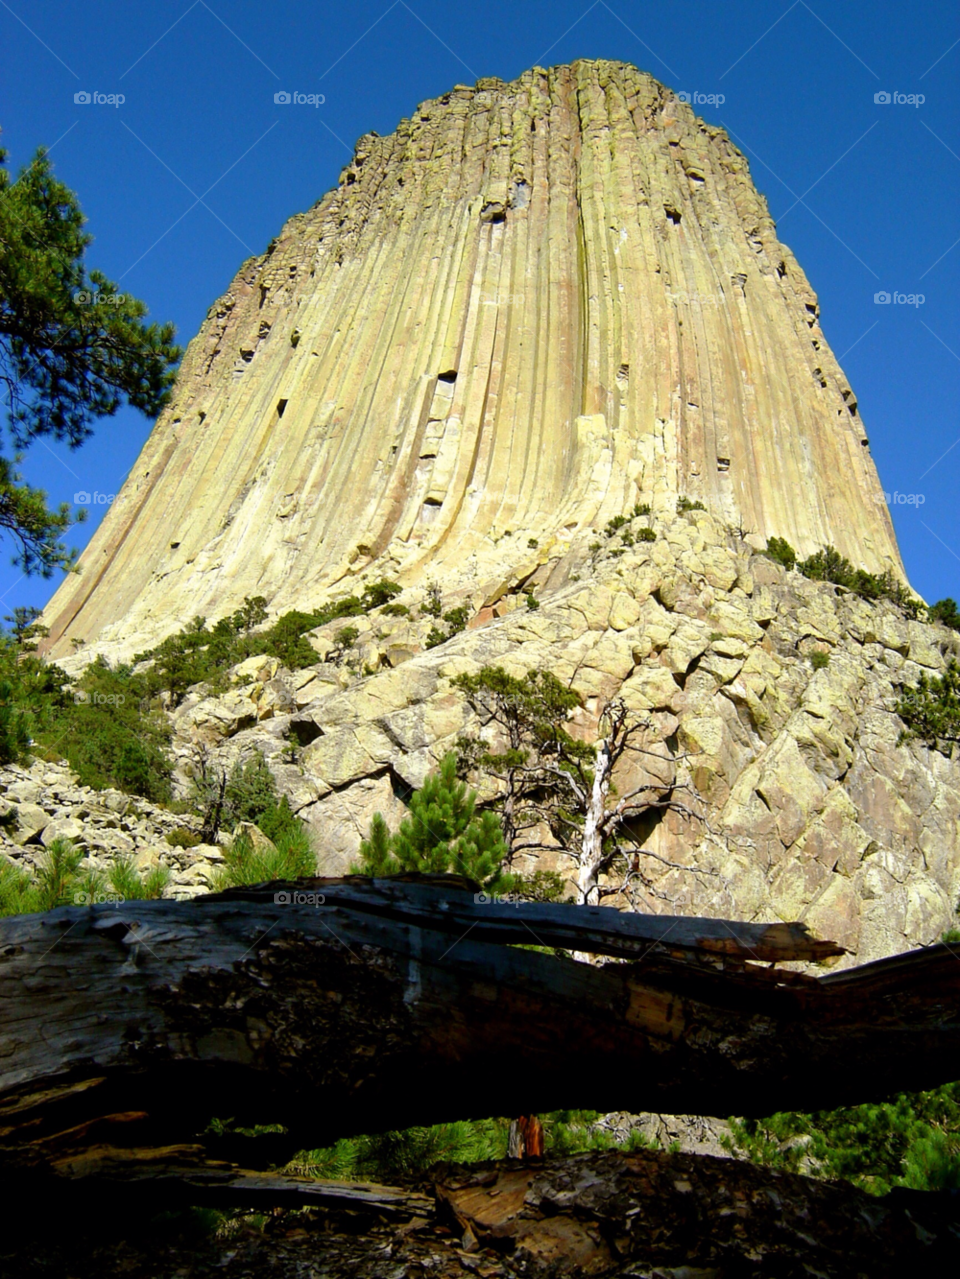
[{"left": 1, "top": 0, "right": 958, "bottom": 616}]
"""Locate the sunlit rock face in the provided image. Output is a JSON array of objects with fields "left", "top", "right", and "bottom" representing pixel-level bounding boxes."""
[{"left": 44, "top": 59, "right": 901, "bottom": 659}]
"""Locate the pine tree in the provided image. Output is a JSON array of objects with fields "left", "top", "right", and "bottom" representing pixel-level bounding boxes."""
[
  {"left": 354, "top": 753, "right": 513, "bottom": 890},
  {"left": 0, "top": 146, "right": 180, "bottom": 574}
]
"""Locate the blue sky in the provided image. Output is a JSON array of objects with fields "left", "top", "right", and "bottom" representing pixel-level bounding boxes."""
[{"left": 1, "top": 0, "right": 958, "bottom": 616}]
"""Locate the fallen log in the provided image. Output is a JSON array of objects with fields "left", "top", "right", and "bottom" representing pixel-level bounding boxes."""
[
  {"left": 1, "top": 874, "right": 958, "bottom": 1196},
  {"left": 1, "top": 1150, "right": 957, "bottom": 1277},
  {"left": 211, "top": 873, "right": 847, "bottom": 963}
]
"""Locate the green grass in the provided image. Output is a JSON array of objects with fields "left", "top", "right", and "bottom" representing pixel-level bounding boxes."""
[
  {"left": 211, "top": 825, "right": 316, "bottom": 890},
  {"left": 289, "top": 1111, "right": 655, "bottom": 1181},
  {"left": 291, "top": 1119, "right": 511, "bottom": 1180},
  {"left": 724, "top": 1082, "right": 960, "bottom": 1195},
  {"left": 0, "top": 839, "right": 170, "bottom": 916}
]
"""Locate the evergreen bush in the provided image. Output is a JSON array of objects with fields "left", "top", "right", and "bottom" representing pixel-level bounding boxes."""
[
  {"left": 896, "top": 659, "right": 960, "bottom": 752},
  {"left": 354, "top": 753, "right": 513, "bottom": 890}
]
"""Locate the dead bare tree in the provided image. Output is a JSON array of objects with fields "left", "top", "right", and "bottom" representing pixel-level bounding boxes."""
[
  {"left": 453, "top": 669, "right": 711, "bottom": 907},
  {"left": 573, "top": 696, "right": 709, "bottom": 907},
  {"left": 190, "top": 742, "right": 228, "bottom": 843}
]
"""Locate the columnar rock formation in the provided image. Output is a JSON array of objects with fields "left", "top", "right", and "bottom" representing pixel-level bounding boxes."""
[{"left": 43, "top": 59, "right": 900, "bottom": 659}]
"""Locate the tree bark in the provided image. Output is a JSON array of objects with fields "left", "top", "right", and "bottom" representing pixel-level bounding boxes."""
[
  {"left": 577, "top": 736, "right": 610, "bottom": 907},
  {"left": 1, "top": 1149, "right": 956, "bottom": 1276},
  {"left": 507, "top": 1114, "right": 544, "bottom": 1160},
  {"left": 1, "top": 874, "right": 958, "bottom": 1196}
]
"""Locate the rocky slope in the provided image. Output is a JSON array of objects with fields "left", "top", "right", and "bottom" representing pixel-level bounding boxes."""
[
  {"left": 156, "top": 507, "right": 960, "bottom": 966},
  {"left": 0, "top": 758, "right": 215, "bottom": 898},
  {"left": 43, "top": 59, "right": 900, "bottom": 661}
]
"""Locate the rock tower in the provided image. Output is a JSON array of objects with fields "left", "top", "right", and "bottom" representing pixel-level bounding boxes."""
[{"left": 44, "top": 60, "right": 901, "bottom": 659}]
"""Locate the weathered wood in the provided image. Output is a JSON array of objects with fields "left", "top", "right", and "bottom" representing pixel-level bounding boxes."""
[
  {"left": 210, "top": 873, "right": 847, "bottom": 962},
  {"left": 1, "top": 1150, "right": 957, "bottom": 1276},
  {"left": 1, "top": 875, "right": 958, "bottom": 1195}
]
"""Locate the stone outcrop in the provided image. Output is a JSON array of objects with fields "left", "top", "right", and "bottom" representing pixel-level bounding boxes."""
[
  {"left": 27, "top": 61, "right": 958, "bottom": 974},
  {"left": 163, "top": 508, "right": 960, "bottom": 967},
  {"left": 0, "top": 759, "right": 218, "bottom": 899},
  {"left": 43, "top": 59, "right": 900, "bottom": 662}
]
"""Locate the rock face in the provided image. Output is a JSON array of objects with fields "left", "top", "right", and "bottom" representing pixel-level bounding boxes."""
[
  {"left": 161, "top": 509, "right": 960, "bottom": 967},
  {"left": 43, "top": 59, "right": 900, "bottom": 661},
  {"left": 32, "top": 61, "right": 958, "bottom": 970}
]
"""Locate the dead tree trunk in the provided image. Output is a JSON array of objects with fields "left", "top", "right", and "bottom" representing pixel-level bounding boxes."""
[
  {"left": 2, "top": 1149, "right": 957, "bottom": 1276},
  {"left": 577, "top": 735, "right": 610, "bottom": 907},
  {"left": 1, "top": 874, "right": 958, "bottom": 1198},
  {"left": 507, "top": 1114, "right": 544, "bottom": 1160}
]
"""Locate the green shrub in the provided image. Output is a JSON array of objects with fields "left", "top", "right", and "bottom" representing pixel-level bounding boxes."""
[
  {"left": 724, "top": 1082, "right": 960, "bottom": 1195},
  {"left": 443, "top": 606, "right": 470, "bottom": 634},
  {"left": 291, "top": 1109, "right": 661, "bottom": 1183},
  {"left": 422, "top": 583, "right": 443, "bottom": 618},
  {"left": 380, "top": 602, "right": 409, "bottom": 617},
  {"left": 526, "top": 593, "right": 540, "bottom": 610},
  {"left": 928, "top": 598, "right": 960, "bottom": 631},
  {"left": 166, "top": 827, "right": 201, "bottom": 848},
  {"left": 293, "top": 1119, "right": 510, "bottom": 1181},
  {"left": 637, "top": 527, "right": 656, "bottom": 543},
  {"left": 764, "top": 536, "right": 797, "bottom": 570},
  {"left": 212, "top": 824, "right": 316, "bottom": 890},
  {"left": 604, "top": 515, "right": 629, "bottom": 537},
  {"left": 354, "top": 753, "right": 513, "bottom": 890},
  {"left": 512, "top": 869, "right": 566, "bottom": 902},
  {"left": 29, "top": 839, "right": 83, "bottom": 911},
  {"left": 108, "top": 854, "right": 170, "bottom": 901},
  {"left": 0, "top": 840, "right": 170, "bottom": 916},
  {"left": 332, "top": 624, "right": 359, "bottom": 654},
  {"left": 677, "top": 496, "right": 706, "bottom": 513},
  {"left": 0, "top": 859, "right": 36, "bottom": 916},
  {"left": 231, "top": 596, "right": 269, "bottom": 632},
  {"left": 222, "top": 752, "right": 300, "bottom": 841},
  {"left": 901, "top": 1130, "right": 960, "bottom": 1191},
  {"left": 810, "top": 650, "right": 830, "bottom": 670},
  {"left": 425, "top": 625, "right": 447, "bottom": 650},
  {"left": 0, "top": 630, "right": 75, "bottom": 766},
  {"left": 527, "top": 537, "right": 538, "bottom": 549},
  {"left": 263, "top": 609, "right": 339, "bottom": 669},
  {"left": 798, "top": 546, "right": 923, "bottom": 615},
  {"left": 633, "top": 502, "right": 651, "bottom": 516},
  {"left": 0, "top": 677, "right": 31, "bottom": 764},
  {"left": 896, "top": 659, "right": 960, "bottom": 752},
  {"left": 132, "top": 596, "right": 368, "bottom": 703},
  {"left": 35, "top": 656, "right": 173, "bottom": 803},
  {"left": 360, "top": 580, "right": 402, "bottom": 610}
]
